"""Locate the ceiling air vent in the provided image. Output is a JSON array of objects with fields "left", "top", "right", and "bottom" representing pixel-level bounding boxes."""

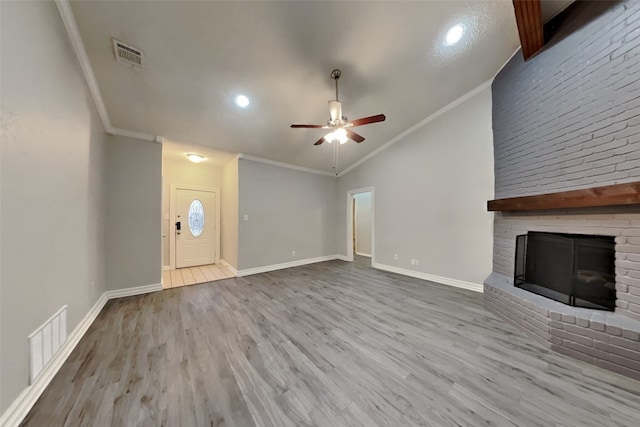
[{"left": 112, "top": 38, "right": 143, "bottom": 69}]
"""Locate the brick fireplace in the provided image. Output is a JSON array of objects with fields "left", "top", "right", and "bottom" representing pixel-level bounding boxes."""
[{"left": 485, "top": 0, "right": 640, "bottom": 380}]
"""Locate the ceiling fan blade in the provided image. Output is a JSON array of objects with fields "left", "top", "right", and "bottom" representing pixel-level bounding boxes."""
[
  {"left": 291, "top": 124, "right": 326, "bottom": 129},
  {"left": 347, "top": 114, "right": 386, "bottom": 127},
  {"left": 313, "top": 136, "right": 325, "bottom": 146},
  {"left": 345, "top": 129, "right": 365, "bottom": 143}
]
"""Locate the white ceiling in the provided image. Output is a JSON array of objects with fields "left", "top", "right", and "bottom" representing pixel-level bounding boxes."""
[
  {"left": 162, "top": 139, "right": 236, "bottom": 168},
  {"left": 71, "top": 1, "right": 521, "bottom": 173}
]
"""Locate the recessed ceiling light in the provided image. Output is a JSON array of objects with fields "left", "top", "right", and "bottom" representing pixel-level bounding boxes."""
[
  {"left": 235, "top": 94, "right": 250, "bottom": 108},
  {"left": 445, "top": 24, "right": 464, "bottom": 45},
  {"left": 186, "top": 153, "right": 204, "bottom": 163}
]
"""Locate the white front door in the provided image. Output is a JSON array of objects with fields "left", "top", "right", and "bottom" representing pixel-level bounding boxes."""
[{"left": 175, "top": 189, "right": 216, "bottom": 268}]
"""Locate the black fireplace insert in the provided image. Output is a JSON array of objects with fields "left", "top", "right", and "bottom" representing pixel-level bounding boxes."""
[{"left": 514, "top": 232, "right": 616, "bottom": 311}]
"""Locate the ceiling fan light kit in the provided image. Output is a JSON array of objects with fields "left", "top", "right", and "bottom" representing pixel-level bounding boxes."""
[{"left": 290, "top": 68, "right": 387, "bottom": 173}]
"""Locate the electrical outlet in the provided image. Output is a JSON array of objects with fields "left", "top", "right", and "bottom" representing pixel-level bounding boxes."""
[
  {"left": 243, "top": 214, "right": 249, "bottom": 221},
  {"left": 394, "top": 254, "right": 398, "bottom": 261},
  {"left": 411, "top": 259, "right": 416, "bottom": 265},
  {"left": 292, "top": 250, "right": 296, "bottom": 256}
]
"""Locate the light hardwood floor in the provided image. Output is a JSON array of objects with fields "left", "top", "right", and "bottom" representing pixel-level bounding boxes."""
[
  {"left": 163, "top": 263, "right": 235, "bottom": 289},
  {"left": 22, "top": 257, "right": 640, "bottom": 426}
]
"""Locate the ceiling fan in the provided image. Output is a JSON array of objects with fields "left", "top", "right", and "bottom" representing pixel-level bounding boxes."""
[{"left": 290, "top": 69, "right": 386, "bottom": 146}]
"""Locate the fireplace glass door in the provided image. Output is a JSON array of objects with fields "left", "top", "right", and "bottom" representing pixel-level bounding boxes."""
[{"left": 514, "top": 232, "right": 615, "bottom": 311}]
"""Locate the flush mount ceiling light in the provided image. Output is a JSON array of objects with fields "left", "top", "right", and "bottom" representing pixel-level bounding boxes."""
[
  {"left": 445, "top": 24, "right": 464, "bottom": 45},
  {"left": 235, "top": 94, "right": 250, "bottom": 108},
  {"left": 186, "top": 153, "right": 205, "bottom": 163}
]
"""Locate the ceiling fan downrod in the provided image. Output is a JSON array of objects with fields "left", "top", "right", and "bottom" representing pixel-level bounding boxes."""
[{"left": 331, "top": 69, "right": 341, "bottom": 101}]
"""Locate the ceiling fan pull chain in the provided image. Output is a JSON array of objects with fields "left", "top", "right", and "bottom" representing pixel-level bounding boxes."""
[{"left": 335, "top": 140, "right": 340, "bottom": 175}]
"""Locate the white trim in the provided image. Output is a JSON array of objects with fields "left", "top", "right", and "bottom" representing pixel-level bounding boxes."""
[
  {"left": 338, "top": 80, "right": 492, "bottom": 177},
  {"left": 346, "top": 187, "right": 375, "bottom": 264},
  {"left": 355, "top": 252, "right": 372, "bottom": 258},
  {"left": 238, "top": 154, "right": 335, "bottom": 177},
  {"left": 104, "top": 283, "right": 163, "bottom": 299},
  {"left": 335, "top": 255, "right": 349, "bottom": 262},
  {"left": 108, "top": 126, "right": 158, "bottom": 143},
  {"left": 220, "top": 259, "right": 238, "bottom": 275},
  {"left": 55, "top": 0, "right": 161, "bottom": 144},
  {"left": 169, "top": 185, "right": 221, "bottom": 270},
  {"left": 236, "top": 255, "right": 341, "bottom": 277},
  {"left": 163, "top": 265, "right": 172, "bottom": 271},
  {"left": 0, "top": 283, "right": 161, "bottom": 427},
  {"left": 374, "top": 263, "right": 484, "bottom": 293},
  {"left": 55, "top": 0, "right": 110, "bottom": 133}
]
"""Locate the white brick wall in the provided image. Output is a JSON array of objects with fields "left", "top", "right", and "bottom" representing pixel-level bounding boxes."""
[{"left": 492, "top": 0, "right": 640, "bottom": 199}]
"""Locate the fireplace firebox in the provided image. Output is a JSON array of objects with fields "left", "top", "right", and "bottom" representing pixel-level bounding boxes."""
[{"left": 514, "top": 232, "right": 616, "bottom": 311}]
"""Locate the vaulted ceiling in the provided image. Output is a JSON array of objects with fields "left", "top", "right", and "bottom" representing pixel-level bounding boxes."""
[{"left": 70, "top": 1, "right": 525, "bottom": 172}]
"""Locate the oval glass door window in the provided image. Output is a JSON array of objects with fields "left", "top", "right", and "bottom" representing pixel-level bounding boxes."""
[{"left": 188, "top": 199, "right": 205, "bottom": 237}]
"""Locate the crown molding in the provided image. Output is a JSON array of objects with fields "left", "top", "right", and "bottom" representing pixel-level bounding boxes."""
[
  {"left": 55, "top": 0, "right": 110, "bottom": 130},
  {"left": 108, "top": 126, "right": 161, "bottom": 143},
  {"left": 238, "top": 154, "right": 336, "bottom": 177},
  {"left": 55, "top": 0, "right": 159, "bottom": 144}
]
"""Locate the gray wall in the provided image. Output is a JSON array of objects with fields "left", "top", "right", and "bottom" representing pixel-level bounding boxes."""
[
  {"left": 237, "top": 159, "right": 338, "bottom": 271},
  {"left": 492, "top": 0, "right": 640, "bottom": 199},
  {"left": 106, "top": 136, "right": 162, "bottom": 290},
  {"left": 221, "top": 157, "right": 239, "bottom": 269},
  {"left": 0, "top": 1, "right": 108, "bottom": 412},
  {"left": 337, "top": 87, "right": 495, "bottom": 286}
]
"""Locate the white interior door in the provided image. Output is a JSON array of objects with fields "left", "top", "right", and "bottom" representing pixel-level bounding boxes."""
[{"left": 176, "top": 189, "right": 216, "bottom": 268}]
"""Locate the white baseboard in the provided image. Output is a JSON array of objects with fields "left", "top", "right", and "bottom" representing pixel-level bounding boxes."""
[
  {"left": 0, "top": 283, "right": 162, "bottom": 427},
  {"left": 162, "top": 265, "right": 172, "bottom": 271},
  {"left": 105, "top": 283, "right": 163, "bottom": 299},
  {"left": 220, "top": 259, "right": 238, "bottom": 275},
  {"left": 355, "top": 252, "right": 372, "bottom": 257},
  {"left": 373, "top": 263, "right": 484, "bottom": 293},
  {"left": 335, "top": 254, "right": 349, "bottom": 261},
  {"left": 236, "top": 255, "right": 341, "bottom": 277}
]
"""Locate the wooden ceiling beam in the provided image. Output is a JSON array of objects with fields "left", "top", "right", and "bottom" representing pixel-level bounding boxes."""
[{"left": 512, "top": 0, "right": 545, "bottom": 60}]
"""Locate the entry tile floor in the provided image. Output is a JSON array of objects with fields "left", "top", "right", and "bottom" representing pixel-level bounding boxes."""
[{"left": 162, "top": 263, "right": 235, "bottom": 288}]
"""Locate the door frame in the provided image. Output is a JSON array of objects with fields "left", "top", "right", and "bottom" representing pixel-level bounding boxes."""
[
  {"left": 169, "top": 184, "right": 221, "bottom": 270},
  {"left": 346, "top": 187, "right": 375, "bottom": 265}
]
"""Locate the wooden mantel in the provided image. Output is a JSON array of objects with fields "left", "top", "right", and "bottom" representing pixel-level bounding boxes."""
[{"left": 487, "top": 181, "right": 640, "bottom": 212}]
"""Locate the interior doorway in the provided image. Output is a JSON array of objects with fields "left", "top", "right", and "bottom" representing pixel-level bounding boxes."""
[{"left": 346, "top": 187, "right": 374, "bottom": 265}]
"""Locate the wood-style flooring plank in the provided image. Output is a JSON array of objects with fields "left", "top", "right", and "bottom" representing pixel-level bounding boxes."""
[{"left": 21, "top": 257, "right": 640, "bottom": 426}]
